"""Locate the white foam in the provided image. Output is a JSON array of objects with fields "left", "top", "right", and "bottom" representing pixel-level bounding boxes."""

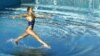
[
  {"left": 7, "top": 38, "right": 16, "bottom": 43},
  {"left": 6, "top": 38, "right": 37, "bottom": 49}
]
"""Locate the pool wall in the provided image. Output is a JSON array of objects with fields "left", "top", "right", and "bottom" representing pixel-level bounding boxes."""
[
  {"left": 0, "top": 0, "right": 21, "bottom": 10},
  {"left": 21, "top": 0, "right": 35, "bottom": 3}
]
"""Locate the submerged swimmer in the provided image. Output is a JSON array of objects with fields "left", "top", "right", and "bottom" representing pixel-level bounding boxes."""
[{"left": 12, "top": 7, "right": 51, "bottom": 48}]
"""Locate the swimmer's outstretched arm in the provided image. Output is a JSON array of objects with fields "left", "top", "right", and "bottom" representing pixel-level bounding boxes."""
[
  {"left": 11, "top": 14, "right": 27, "bottom": 19},
  {"left": 35, "top": 14, "right": 52, "bottom": 19}
]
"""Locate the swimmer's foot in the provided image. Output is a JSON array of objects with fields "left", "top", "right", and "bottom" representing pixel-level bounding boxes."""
[
  {"left": 15, "top": 40, "right": 19, "bottom": 45},
  {"left": 43, "top": 44, "right": 51, "bottom": 49}
]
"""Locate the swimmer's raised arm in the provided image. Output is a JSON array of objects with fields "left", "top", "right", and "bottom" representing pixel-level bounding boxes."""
[{"left": 11, "top": 14, "right": 27, "bottom": 19}]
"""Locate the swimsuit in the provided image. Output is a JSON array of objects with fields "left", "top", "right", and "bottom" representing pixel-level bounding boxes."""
[{"left": 28, "top": 19, "right": 35, "bottom": 29}]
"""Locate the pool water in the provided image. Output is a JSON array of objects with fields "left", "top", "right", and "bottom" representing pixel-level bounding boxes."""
[{"left": 0, "top": 4, "right": 100, "bottom": 56}]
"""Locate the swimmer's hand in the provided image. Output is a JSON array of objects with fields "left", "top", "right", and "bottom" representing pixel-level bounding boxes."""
[
  {"left": 11, "top": 16, "right": 16, "bottom": 19},
  {"left": 46, "top": 14, "right": 53, "bottom": 19}
]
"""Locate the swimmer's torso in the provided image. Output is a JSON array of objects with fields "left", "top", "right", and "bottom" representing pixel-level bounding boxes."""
[
  {"left": 26, "top": 13, "right": 36, "bottom": 21},
  {"left": 25, "top": 13, "right": 36, "bottom": 29}
]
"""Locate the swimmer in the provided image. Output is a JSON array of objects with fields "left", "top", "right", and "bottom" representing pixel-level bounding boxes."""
[{"left": 11, "top": 7, "right": 51, "bottom": 48}]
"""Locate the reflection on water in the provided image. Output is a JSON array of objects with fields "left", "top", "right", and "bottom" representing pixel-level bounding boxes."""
[{"left": 9, "top": 48, "right": 49, "bottom": 56}]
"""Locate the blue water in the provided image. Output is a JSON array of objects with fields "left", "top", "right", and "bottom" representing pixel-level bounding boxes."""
[{"left": 0, "top": 3, "right": 100, "bottom": 56}]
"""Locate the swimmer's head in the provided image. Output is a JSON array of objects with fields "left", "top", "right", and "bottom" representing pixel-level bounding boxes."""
[{"left": 27, "top": 6, "right": 34, "bottom": 13}]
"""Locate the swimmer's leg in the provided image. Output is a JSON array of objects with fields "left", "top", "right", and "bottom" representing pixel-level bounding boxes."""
[
  {"left": 15, "top": 32, "right": 29, "bottom": 45},
  {"left": 26, "top": 29, "right": 50, "bottom": 48}
]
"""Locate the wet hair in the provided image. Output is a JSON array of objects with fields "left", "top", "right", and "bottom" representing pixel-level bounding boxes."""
[
  {"left": 27, "top": 6, "right": 36, "bottom": 18},
  {"left": 27, "top": 6, "right": 32, "bottom": 12}
]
